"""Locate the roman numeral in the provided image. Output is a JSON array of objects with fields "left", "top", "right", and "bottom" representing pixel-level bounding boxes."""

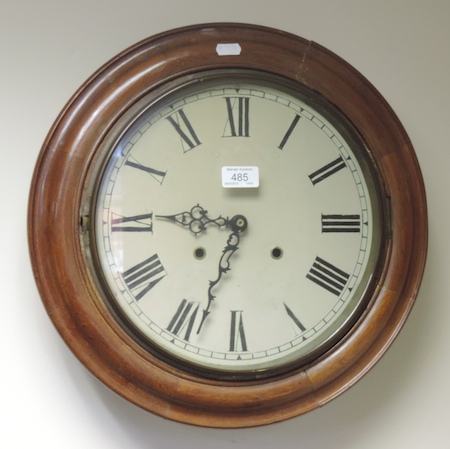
[
  {"left": 230, "top": 310, "right": 248, "bottom": 352},
  {"left": 125, "top": 158, "right": 166, "bottom": 184},
  {"left": 223, "top": 97, "right": 250, "bottom": 137},
  {"left": 309, "top": 156, "right": 346, "bottom": 185},
  {"left": 122, "top": 254, "right": 165, "bottom": 301},
  {"left": 284, "top": 303, "right": 306, "bottom": 333},
  {"left": 111, "top": 212, "right": 153, "bottom": 232},
  {"left": 321, "top": 214, "right": 361, "bottom": 233},
  {"left": 306, "top": 257, "right": 349, "bottom": 296},
  {"left": 278, "top": 115, "right": 301, "bottom": 150},
  {"left": 167, "top": 299, "right": 200, "bottom": 342},
  {"left": 166, "top": 109, "right": 201, "bottom": 152}
]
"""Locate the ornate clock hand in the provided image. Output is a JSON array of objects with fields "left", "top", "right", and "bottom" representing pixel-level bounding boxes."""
[
  {"left": 155, "top": 204, "right": 227, "bottom": 236},
  {"left": 197, "top": 215, "right": 248, "bottom": 334}
]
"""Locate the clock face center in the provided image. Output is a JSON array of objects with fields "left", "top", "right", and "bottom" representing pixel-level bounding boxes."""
[{"left": 230, "top": 215, "right": 248, "bottom": 232}]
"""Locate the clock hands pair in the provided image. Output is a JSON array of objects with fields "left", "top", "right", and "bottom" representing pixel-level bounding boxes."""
[{"left": 156, "top": 204, "right": 247, "bottom": 334}]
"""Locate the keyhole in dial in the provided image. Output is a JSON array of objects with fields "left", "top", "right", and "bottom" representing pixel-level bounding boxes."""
[
  {"left": 194, "top": 247, "right": 206, "bottom": 260},
  {"left": 271, "top": 247, "right": 283, "bottom": 259}
]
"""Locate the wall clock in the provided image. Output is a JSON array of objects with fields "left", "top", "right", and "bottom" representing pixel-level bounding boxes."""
[{"left": 28, "top": 23, "right": 427, "bottom": 427}]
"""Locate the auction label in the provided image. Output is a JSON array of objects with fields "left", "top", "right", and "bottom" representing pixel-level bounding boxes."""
[{"left": 222, "top": 166, "right": 259, "bottom": 188}]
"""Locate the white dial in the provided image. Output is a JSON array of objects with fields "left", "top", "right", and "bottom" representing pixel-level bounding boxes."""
[{"left": 93, "top": 73, "right": 381, "bottom": 377}]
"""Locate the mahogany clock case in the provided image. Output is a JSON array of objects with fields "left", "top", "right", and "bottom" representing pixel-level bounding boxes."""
[{"left": 28, "top": 23, "right": 427, "bottom": 427}]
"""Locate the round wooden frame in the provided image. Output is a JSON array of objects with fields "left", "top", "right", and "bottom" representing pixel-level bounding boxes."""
[{"left": 28, "top": 24, "right": 427, "bottom": 428}]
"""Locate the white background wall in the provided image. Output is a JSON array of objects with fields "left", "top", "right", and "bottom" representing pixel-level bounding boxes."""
[{"left": 2, "top": 0, "right": 448, "bottom": 447}]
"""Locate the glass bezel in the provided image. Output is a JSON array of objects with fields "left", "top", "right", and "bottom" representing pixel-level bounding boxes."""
[{"left": 84, "top": 69, "right": 388, "bottom": 381}]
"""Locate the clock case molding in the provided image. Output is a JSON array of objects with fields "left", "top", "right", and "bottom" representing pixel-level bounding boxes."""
[{"left": 28, "top": 23, "right": 427, "bottom": 427}]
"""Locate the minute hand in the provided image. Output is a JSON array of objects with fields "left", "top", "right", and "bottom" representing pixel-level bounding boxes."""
[{"left": 197, "top": 215, "right": 248, "bottom": 334}]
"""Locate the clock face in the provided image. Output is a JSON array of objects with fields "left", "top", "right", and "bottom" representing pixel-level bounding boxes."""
[{"left": 91, "top": 72, "right": 382, "bottom": 378}]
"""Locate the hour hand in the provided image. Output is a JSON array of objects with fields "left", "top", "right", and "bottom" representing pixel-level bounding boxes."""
[
  {"left": 197, "top": 215, "right": 248, "bottom": 333},
  {"left": 155, "top": 204, "right": 227, "bottom": 236}
]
